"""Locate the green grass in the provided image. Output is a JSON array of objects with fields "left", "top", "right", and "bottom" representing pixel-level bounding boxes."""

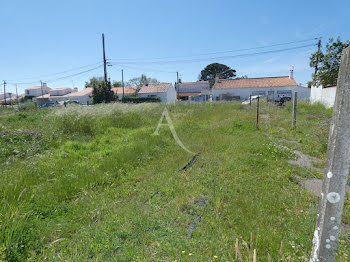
[{"left": 0, "top": 102, "right": 349, "bottom": 261}]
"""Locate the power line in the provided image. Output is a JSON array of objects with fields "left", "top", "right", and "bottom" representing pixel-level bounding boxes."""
[
  {"left": 6, "top": 64, "right": 103, "bottom": 85},
  {"left": 111, "top": 64, "right": 177, "bottom": 74},
  {"left": 109, "top": 37, "right": 319, "bottom": 62},
  {"left": 45, "top": 65, "right": 104, "bottom": 83},
  {"left": 110, "top": 43, "right": 317, "bottom": 65},
  {"left": 5, "top": 62, "right": 103, "bottom": 83}
]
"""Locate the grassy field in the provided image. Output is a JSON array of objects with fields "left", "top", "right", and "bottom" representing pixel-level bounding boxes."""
[{"left": 0, "top": 101, "right": 349, "bottom": 261}]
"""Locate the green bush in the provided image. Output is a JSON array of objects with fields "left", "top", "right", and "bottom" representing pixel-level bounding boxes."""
[
  {"left": 121, "top": 96, "right": 161, "bottom": 103},
  {"left": 18, "top": 102, "right": 37, "bottom": 112}
]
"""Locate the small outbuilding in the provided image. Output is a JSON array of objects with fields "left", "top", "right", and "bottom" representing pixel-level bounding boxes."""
[
  {"left": 138, "top": 83, "right": 176, "bottom": 102},
  {"left": 63, "top": 88, "right": 93, "bottom": 104}
]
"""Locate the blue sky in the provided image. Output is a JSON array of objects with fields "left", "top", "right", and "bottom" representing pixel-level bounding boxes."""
[{"left": 1, "top": 0, "right": 349, "bottom": 93}]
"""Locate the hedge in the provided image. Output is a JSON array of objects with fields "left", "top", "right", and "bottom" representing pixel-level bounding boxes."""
[{"left": 121, "top": 96, "right": 161, "bottom": 103}]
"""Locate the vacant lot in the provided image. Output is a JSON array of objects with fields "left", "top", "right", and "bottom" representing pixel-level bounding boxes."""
[{"left": 0, "top": 101, "right": 349, "bottom": 261}]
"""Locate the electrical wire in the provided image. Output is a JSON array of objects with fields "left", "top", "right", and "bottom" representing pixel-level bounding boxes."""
[
  {"left": 5, "top": 62, "right": 103, "bottom": 84},
  {"left": 109, "top": 37, "right": 319, "bottom": 62},
  {"left": 110, "top": 43, "right": 317, "bottom": 65},
  {"left": 111, "top": 64, "right": 177, "bottom": 74},
  {"left": 6, "top": 64, "right": 103, "bottom": 85}
]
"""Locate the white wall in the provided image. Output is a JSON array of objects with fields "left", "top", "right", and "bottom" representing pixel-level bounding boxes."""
[
  {"left": 310, "top": 86, "right": 336, "bottom": 108},
  {"left": 25, "top": 87, "right": 51, "bottom": 97},
  {"left": 139, "top": 84, "right": 176, "bottom": 102},
  {"left": 166, "top": 84, "right": 177, "bottom": 102},
  {"left": 66, "top": 94, "right": 91, "bottom": 104},
  {"left": 212, "top": 86, "right": 310, "bottom": 101}
]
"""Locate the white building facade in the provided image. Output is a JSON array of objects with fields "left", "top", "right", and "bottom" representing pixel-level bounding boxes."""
[
  {"left": 212, "top": 73, "right": 310, "bottom": 101},
  {"left": 25, "top": 83, "right": 51, "bottom": 97},
  {"left": 138, "top": 83, "right": 176, "bottom": 102},
  {"left": 177, "top": 81, "right": 210, "bottom": 102},
  {"left": 310, "top": 86, "right": 336, "bottom": 108}
]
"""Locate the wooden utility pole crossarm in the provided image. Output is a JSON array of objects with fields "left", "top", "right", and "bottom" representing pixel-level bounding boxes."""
[{"left": 310, "top": 46, "right": 350, "bottom": 262}]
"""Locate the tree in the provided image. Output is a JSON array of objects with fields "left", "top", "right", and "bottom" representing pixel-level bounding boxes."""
[
  {"left": 309, "top": 37, "right": 350, "bottom": 87},
  {"left": 113, "top": 81, "right": 123, "bottom": 87},
  {"left": 128, "top": 74, "right": 159, "bottom": 87},
  {"left": 199, "top": 63, "right": 236, "bottom": 87},
  {"left": 85, "top": 77, "right": 104, "bottom": 88},
  {"left": 92, "top": 80, "right": 116, "bottom": 104}
]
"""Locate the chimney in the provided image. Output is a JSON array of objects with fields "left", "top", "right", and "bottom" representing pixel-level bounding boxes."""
[
  {"left": 178, "top": 78, "right": 182, "bottom": 83},
  {"left": 215, "top": 75, "right": 219, "bottom": 83},
  {"left": 74, "top": 87, "right": 78, "bottom": 92},
  {"left": 289, "top": 66, "right": 294, "bottom": 79}
]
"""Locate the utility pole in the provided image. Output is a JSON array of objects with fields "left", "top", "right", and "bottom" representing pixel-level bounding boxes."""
[
  {"left": 314, "top": 38, "right": 322, "bottom": 76},
  {"left": 102, "top": 33, "right": 108, "bottom": 83},
  {"left": 3, "top": 81, "right": 6, "bottom": 105},
  {"left": 122, "top": 69, "right": 124, "bottom": 99},
  {"left": 15, "top": 84, "right": 19, "bottom": 105},
  {"left": 310, "top": 46, "right": 350, "bottom": 262}
]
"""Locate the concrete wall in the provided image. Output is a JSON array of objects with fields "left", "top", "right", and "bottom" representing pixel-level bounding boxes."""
[
  {"left": 65, "top": 94, "right": 91, "bottom": 104},
  {"left": 310, "top": 86, "right": 336, "bottom": 108},
  {"left": 212, "top": 85, "right": 310, "bottom": 101},
  {"left": 166, "top": 84, "right": 177, "bottom": 102}
]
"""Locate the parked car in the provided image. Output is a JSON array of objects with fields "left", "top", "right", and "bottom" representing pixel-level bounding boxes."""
[{"left": 39, "top": 102, "right": 55, "bottom": 108}]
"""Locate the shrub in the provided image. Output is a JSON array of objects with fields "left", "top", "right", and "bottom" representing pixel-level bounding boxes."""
[
  {"left": 121, "top": 96, "right": 161, "bottom": 103},
  {"left": 18, "top": 102, "right": 37, "bottom": 112}
]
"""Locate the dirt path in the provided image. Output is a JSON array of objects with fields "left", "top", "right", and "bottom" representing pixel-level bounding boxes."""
[{"left": 287, "top": 150, "right": 323, "bottom": 173}]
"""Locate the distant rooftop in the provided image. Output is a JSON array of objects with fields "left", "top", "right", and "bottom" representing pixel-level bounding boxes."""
[
  {"left": 138, "top": 83, "right": 172, "bottom": 94},
  {"left": 213, "top": 76, "right": 299, "bottom": 89}
]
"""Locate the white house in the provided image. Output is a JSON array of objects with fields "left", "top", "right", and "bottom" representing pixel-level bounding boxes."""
[
  {"left": 310, "top": 86, "right": 336, "bottom": 108},
  {"left": 25, "top": 83, "right": 51, "bottom": 97},
  {"left": 212, "top": 70, "right": 310, "bottom": 101},
  {"left": 34, "top": 87, "right": 78, "bottom": 105},
  {"left": 62, "top": 88, "right": 93, "bottom": 104},
  {"left": 177, "top": 81, "right": 210, "bottom": 102},
  {"left": 138, "top": 83, "right": 176, "bottom": 102}
]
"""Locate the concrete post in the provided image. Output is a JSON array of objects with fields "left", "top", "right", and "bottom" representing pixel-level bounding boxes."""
[
  {"left": 292, "top": 92, "right": 298, "bottom": 129},
  {"left": 310, "top": 46, "right": 350, "bottom": 262}
]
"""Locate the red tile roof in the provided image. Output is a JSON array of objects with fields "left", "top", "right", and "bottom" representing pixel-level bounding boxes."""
[
  {"left": 64, "top": 88, "right": 93, "bottom": 97},
  {"left": 213, "top": 76, "right": 299, "bottom": 89},
  {"left": 112, "top": 87, "right": 137, "bottom": 95},
  {"left": 138, "top": 83, "right": 172, "bottom": 94}
]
